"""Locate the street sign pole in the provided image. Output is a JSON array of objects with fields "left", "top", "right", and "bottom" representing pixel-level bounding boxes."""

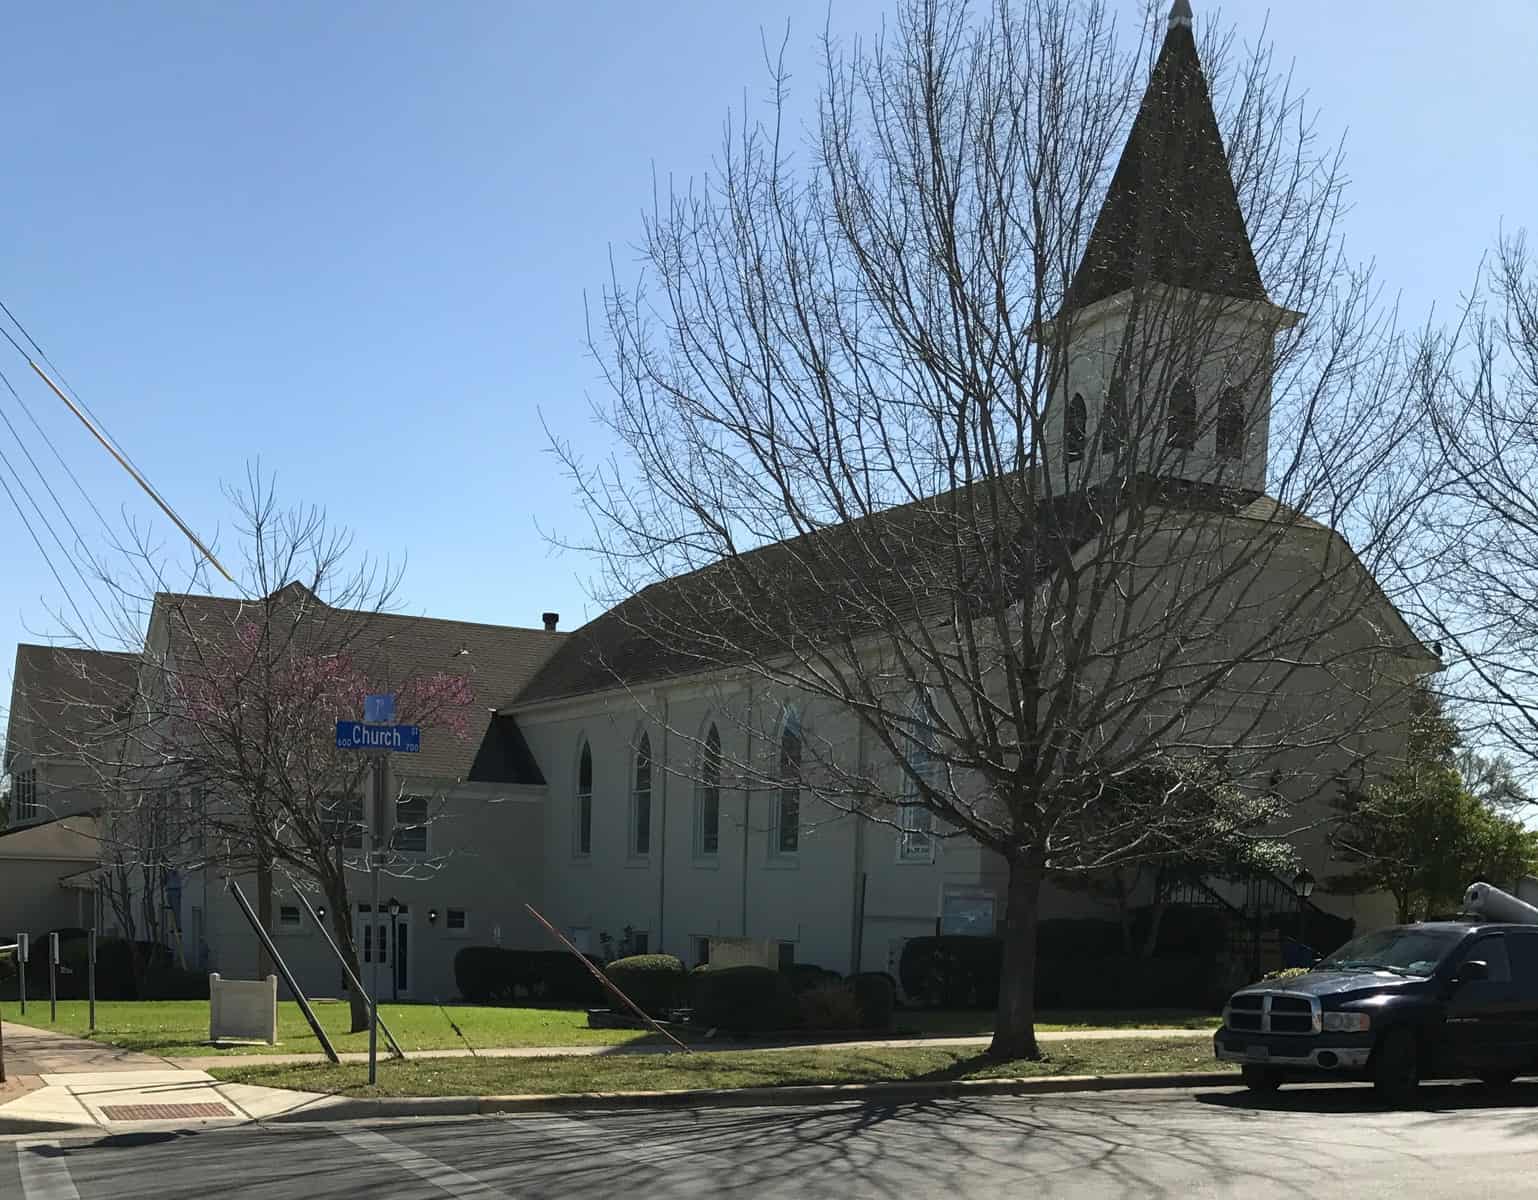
[
  {"left": 88, "top": 928, "right": 97, "bottom": 1032},
  {"left": 16, "top": 934, "right": 27, "bottom": 1016},
  {"left": 368, "top": 750, "right": 391, "bottom": 1087},
  {"left": 49, "top": 932, "right": 59, "bottom": 1023}
]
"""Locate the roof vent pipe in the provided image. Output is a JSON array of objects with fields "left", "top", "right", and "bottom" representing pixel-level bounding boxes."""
[{"left": 542, "top": 612, "right": 559, "bottom": 633}]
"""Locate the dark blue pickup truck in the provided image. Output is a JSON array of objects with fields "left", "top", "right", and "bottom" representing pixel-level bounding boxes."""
[{"left": 1214, "top": 921, "right": 1538, "bottom": 1102}]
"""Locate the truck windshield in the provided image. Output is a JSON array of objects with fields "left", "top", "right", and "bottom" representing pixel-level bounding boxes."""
[{"left": 1318, "top": 928, "right": 1466, "bottom": 977}]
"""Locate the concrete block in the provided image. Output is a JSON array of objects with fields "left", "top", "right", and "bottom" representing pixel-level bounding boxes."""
[{"left": 210, "top": 973, "right": 278, "bottom": 1044}]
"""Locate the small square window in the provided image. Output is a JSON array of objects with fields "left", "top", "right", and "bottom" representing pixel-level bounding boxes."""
[
  {"left": 278, "top": 905, "right": 302, "bottom": 929},
  {"left": 777, "top": 941, "right": 795, "bottom": 969},
  {"left": 446, "top": 908, "right": 467, "bottom": 931},
  {"left": 693, "top": 936, "right": 711, "bottom": 966},
  {"left": 631, "top": 931, "right": 650, "bottom": 955}
]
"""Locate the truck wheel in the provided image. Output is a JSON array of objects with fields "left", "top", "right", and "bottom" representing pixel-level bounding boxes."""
[
  {"left": 1371, "top": 1029, "right": 1419, "bottom": 1104},
  {"left": 1241, "top": 1064, "right": 1282, "bottom": 1093}
]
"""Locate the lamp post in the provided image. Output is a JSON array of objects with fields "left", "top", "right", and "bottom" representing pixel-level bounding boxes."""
[
  {"left": 1293, "top": 868, "right": 1316, "bottom": 951},
  {"left": 387, "top": 897, "right": 402, "bottom": 1003}
]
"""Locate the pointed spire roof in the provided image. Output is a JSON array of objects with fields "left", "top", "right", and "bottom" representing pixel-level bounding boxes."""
[{"left": 1064, "top": 1, "right": 1266, "bottom": 312}]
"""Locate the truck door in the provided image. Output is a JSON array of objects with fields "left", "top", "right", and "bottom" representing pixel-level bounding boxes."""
[
  {"left": 1503, "top": 930, "right": 1538, "bottom": 1073},
  {"left": 1443, "top": 933, "right": 1517, "bottom": 1074}
]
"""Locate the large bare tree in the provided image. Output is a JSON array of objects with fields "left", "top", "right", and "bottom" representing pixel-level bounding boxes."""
[{"left": 555, "top": 0, "right": 1428, "bottom": 1057}]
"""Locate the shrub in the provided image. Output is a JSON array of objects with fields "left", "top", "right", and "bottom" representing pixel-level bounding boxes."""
[
  {"left": 690, "top": 964, "right": 797, "bottom": 1033},
  {"left": 605, "top": 954, "right": 688, "bottom": 1016},
  {"left": 782, "top": 963, "right": 842, "bottom": 994},
  {"left": 849, "top": 971, "right": 897, "bottom": 1030},
  {"left": 899, "top": 936, "right": 1003, "bottom": 1008},
  {"left": 452, "top": 946, "right": 605, "bottom": 1006},
  {"left": 1035, "top": 953, "right": 1219, "bottom": 1009},
  {"left": 797, "top": 981, "right": 862, "bottom": 1030}
]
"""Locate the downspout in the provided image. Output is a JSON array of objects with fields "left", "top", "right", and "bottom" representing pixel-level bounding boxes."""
[
  {"left": 657, "top": 694, "right": 670, "bottom": 953},
  {"left": 740, "top": 682, "right": 754, "bottom": 937}
]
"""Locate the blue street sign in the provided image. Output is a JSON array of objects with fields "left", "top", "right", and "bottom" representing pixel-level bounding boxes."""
[
  {"left": 364, "top": 694, "right": 396, "bottom": 723},
  {"left": 336, "top": 721, "right": 421, "bottom": 753}
]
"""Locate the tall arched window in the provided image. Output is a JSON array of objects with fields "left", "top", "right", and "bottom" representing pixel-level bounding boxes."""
[
  {"left": 631, "top": 733, "right": 652, "bottom": 856},
  {"left": 1216, "top": 388, "right": 1245, "bottom": 459},
  {"left": 1167, "top": 375, "right": 1196, "bottom": 451},
  {"left": 1065, "top": 393, "right": 1087, "bottom": 464},
  {"left": 1101, "top": 374, "right": 1126, "bottom": 455},
  {"left": 776, "top": 709, "right": 802, "bottom": 854},
  {"left": 575, "top": 741, "right": 593, "bottom": 856},
  {"left": 899, "top": 694, "right": 937, "bottom": 862},
  {"left": 696, "top": 724, "right": 721, "bottom": 857}
]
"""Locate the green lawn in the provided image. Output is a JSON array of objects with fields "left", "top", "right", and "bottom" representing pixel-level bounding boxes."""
[
  {"left": 213, "top": 1036, "right": 1234, "bottom": 1098},
  {"left": 0, "top": 1000, "right": 655, "bottom": 1057},
  {"left": 0, "top": 1000, "right": 1221, "bottom": 1058},
  {"left": 899, "top": 1009, "right": 1222, "bottom": 1037}
]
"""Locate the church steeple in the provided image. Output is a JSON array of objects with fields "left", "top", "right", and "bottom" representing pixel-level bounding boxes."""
[
  {"left": 1044, "top": 1, "right": 1295, "bottom": 497},
  {"left": 1064, "top": 0, "right": 1265, "bottom": 313}
]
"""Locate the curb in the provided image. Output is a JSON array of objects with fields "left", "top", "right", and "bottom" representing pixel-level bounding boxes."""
[{"left": 263, "top": 1070, "right": 1241, "bottom": 1122}]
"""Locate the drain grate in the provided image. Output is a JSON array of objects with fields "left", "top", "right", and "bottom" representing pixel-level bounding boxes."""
[{"left": 99, "top": 1102, "right": 235, "bottom": 1122}]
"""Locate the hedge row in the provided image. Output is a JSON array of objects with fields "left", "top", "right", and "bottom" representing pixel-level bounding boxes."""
[
  {"left": 604, "top": 954, "right": 687, "bottom": 1015},
  {"left": 690, "top": 965, "right": 895, "bottom": 1033},
  {"left": 453, "top": 947, "right": 605, "bottom": 1005},
  {"left": 0, "top": 933, "right": 205, "bottom": 1001},
  {"left": 898, "top": 933, "right": 1237, "bottom": 1010}
]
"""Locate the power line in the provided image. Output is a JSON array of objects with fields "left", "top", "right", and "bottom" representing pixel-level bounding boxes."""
[
  {"left": 0, "top": 441, "right": 94, "bottom": 637},
  {"left": 0, "top": 313, "right": 234, "bottom": 584}
]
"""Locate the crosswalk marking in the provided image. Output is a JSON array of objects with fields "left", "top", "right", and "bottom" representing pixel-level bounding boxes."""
[
  {"left": 337, "top": 1129, "right": 512, "bottom": 1198},
  {"left": 15, "top": 1141, "right": 81, "bottom": 1200}
]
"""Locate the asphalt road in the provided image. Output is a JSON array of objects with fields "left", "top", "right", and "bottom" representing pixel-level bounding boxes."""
[{"left": 7, "top": 1081, "right": 1538, "bottom": 1198}]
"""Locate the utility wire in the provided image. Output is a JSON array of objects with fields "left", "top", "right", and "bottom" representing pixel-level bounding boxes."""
[
  {"left": 0, "top": 316, "right": 234, "bottom": 584},
  {"left": 0, "top": 365, "right": 119, "bottom": 633},
  {"left": 0, "top": 443, "right": 94, "bottom": 637}
]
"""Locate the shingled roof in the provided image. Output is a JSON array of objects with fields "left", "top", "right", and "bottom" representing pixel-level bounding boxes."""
[
  {"left": 1064, "top": 3, "right": 1266, "bottom": 312},
  {"left": 148, "top": 589, "right": 565, "bottom": 784},
  {"left": 5, "top": 644, "right": 139, "bottom": 768},
  {"left": 512, "top": 477, "right": 1273, "bottom": 707}
]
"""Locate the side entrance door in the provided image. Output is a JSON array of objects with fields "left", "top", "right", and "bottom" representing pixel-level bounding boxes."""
[{"left": 356, "top": 904, "right": 413, "bottom": 1001}]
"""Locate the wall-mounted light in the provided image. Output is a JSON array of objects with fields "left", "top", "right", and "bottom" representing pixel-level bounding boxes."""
[
  {"left": 316, "top": 905, "right": 327, "bottom": 921},
  {"left": 428, "top": 908, "right": 439, "bottom": 926}
]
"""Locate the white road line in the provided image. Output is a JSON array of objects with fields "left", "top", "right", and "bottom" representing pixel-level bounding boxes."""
[
  {"left": 15, "top": 1141, "right": 81, "bottom": 1200},
  {"left": 337, "top": 1129, "right": 512, "bottom": 1198}
]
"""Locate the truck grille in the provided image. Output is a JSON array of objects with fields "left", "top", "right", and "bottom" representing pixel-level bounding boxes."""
[{"left": 1223, "top": 990, "right": 1320, "bottom": 1035}]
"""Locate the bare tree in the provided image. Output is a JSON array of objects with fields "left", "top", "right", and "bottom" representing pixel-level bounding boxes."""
[
  {"left": 554, "top": 0, "right": 1427, "bottom": 1057},
  {"left": 75, "top": 472, "right": 476, "bottom": 1031},
  {"left": 1399, "top": 231, "right": 1538, "bottom": 799}
]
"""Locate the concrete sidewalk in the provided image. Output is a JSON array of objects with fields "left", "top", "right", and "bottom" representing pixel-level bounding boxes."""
[
  {"left": 165, "top": 1025, "right": 1215, "bottom": 1070},
  {"left": 0, "top": 1022, "right": 299, "bottom": 1138}
]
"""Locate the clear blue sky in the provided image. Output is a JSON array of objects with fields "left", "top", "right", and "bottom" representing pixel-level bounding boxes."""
[{"left": 1, "top": 1, "right": 1535, "bottom": 682}]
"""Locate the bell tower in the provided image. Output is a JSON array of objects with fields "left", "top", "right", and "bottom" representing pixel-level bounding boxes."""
[{"left": 1044, "top": 0, "right": 1299, "bottom": 496}]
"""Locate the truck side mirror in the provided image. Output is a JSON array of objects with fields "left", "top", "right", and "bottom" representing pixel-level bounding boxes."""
[{"left": 1457, "top": 959, "right": 1490, "bottom": 984}]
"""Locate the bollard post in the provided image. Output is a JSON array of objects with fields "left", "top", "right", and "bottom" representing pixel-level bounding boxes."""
[
  {"left": 49, "top": 932, "right": 59, "bottom": 1023},
  {"left": 89, "top": 928, "right": 98, "bottom": 1032}
]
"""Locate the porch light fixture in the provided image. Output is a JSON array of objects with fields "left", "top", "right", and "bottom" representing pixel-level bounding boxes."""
[
  {"left": 1293, "top": 868, "right": 1316, "bottom": 900},
  {"left": 428, "top": 908, "right": 439, "bottom": 926},
  {"left": 387, "top": 897, "right": 402, "bottom": 917}
]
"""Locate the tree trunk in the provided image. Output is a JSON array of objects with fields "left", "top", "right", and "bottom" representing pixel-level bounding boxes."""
[
  {"left": 990, "top": 857, "right": 1044, "bottom": 1060},
  {"left": 324, "top": 877, "right": 370, "bottom": 1034}
]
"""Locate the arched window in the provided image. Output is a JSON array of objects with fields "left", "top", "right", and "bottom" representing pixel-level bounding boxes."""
[
  {"left": 899, "top": 694, "right": 937, "bottom": 862},
  {"left": 1167, "top": 376, "right": 1196, "bottom": 451},
  {"left": 696, "top": 724, "right": 721, "bottom": 857},
  {"left": 631, "top": 733, "right": 652, "bottom": 856},
  {"left": 776, "top": 708, "right": 802, "bottom": 854},
  {"left": 576, "top": 741, "right": 592, "bottom": 856},
  {"left": 1101, "top": 375, "right": 1126, "bottom": 455},
  {"left": 1216, "top": 388, "right": 1245, "bottom": 459},
  {"left": 1065, "top": 393, "right": 1087, "bottom": 464}
]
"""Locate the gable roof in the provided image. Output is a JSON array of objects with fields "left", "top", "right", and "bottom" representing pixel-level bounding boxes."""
[
  {"left": 511, "top": 477, "right": 1280, "bottom": 707},
  {"left": 5, "top": 644, "right": 140, "bottom": 768},
  {"left": 1063, "top": 9, "right": 1266, "bottom": 312},
  {"left": 148, "top": 589, "right": 565, "bottom": 784}
]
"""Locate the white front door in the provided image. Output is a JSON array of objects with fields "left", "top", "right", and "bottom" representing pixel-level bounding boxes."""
[{"left": 357, "top": 903, "right": 412, "bottom": 1000}]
